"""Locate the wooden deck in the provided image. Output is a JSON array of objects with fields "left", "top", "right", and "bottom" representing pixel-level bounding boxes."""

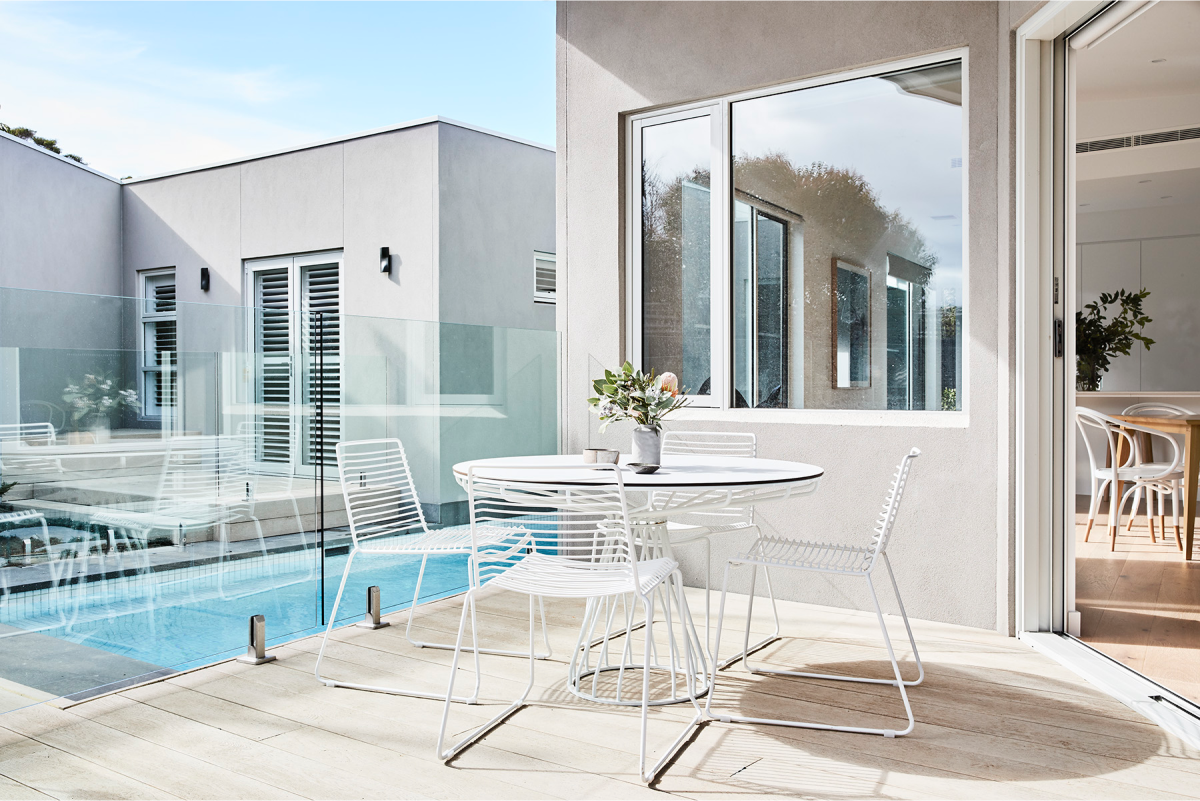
[{"left": 1, "top": 588, "right": 1198, "bottom": 800}]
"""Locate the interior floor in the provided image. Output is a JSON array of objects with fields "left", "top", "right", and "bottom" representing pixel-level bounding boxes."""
[{"left": 1075, "top": 494, "right": 1200, "bottom": 705}]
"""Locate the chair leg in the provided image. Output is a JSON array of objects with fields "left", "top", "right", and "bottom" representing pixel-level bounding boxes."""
[
  {"left": 438, "top": 590, "right": 534, "bottom": 762},
  {"left": 1085, "top": 478, "right": 1105, "bottom": 543},
  {"left": 639, "top": 575, "right": 705, "bottom": 784},
  {"left": 704, "top": 561, "right": 915, "bottom": 736},
  {"left": 405, "top": 552, "right": 552, "bottom": 660},
  {"left": 316, "top": 549, "right": 481, "bottom": 704},
  {"left": 713, "top": 533, "right": 781, "bottom": 671},
  {"left": 1127, "top": 487, "right": 1141, "bottom": 531},
  {"left": 1174, "top": 483, "right": 1184, "bottom": 551}
]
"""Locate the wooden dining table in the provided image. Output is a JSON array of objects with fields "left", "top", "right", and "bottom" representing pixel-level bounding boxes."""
[{"left": 1114, "top": 413, "right": 1200, "bottom": 561}]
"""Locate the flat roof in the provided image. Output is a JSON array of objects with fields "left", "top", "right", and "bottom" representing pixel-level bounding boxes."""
[
  {"left": 125, "top": 116, "right": 554, "bottom": 184},
  {"left": 1, "top": 116, "right": 554, "bottom": 186}
]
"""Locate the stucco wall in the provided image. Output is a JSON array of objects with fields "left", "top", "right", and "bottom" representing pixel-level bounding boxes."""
[
  {"left": 0, "top": 134, "right": 122, "bottom": 297},
  {"left": 558, "top": 1, "right": 1032, "bottom": 631},
  {"left": 437, "top": 124, "right": 556, "bottom": 331}
]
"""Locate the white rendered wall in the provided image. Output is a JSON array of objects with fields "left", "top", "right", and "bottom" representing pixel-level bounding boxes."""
[{"left": 557, "top": 1, "right": 1040, "bottom": 632}]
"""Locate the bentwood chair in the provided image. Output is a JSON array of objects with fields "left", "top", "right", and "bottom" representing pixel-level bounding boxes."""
[
  {"left": 657, "top": 430, "right": 779, "bottom": 665},
  {"left": 706, "top": 448, "right": 924, "bottom": 738},
  {"left": 1119, "top": 403, "right": 1193, "bottom": 542},
  {"left": 1076, "top": 408, "right": 1184, "bottom": 550},
  {"left": 315, "top": 439, "right": 551, "bottom": 704},
  {"left": 438, "top": 463, "right": 705, "bottom": 784}
]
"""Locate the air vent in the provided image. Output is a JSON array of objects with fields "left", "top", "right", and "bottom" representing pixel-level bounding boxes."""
[{"left": 1078, "top": 126, "right": 1200, "bottom": 153}]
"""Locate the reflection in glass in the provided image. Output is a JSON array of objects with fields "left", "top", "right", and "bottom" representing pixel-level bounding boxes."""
[
  {"left": 834, "top": 260, "right": 871, "bottom": 388},
  {"left": 732, "top": 59, "right": 963, "bottom": 409},
  {"left": 734, "top": 201, "right": 791, "bottom": 407},
  {"left": 641, "top": 115, "right": 711, "bottom": 395}
]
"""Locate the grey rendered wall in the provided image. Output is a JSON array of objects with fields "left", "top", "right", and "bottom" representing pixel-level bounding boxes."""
[
  {"left": 0, "top": 135, "right": 122, "bottom": 297},
  {"left": 558, "top": 1, "right": 1033, "bottom": 632},
  {"left": 437, "top": 124, "right": 556, "bottom": 331},
  {"left": 123, "top": 124, "right": 440, "bottom": 325}
]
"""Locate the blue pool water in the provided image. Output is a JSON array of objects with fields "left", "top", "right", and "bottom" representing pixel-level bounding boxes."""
[{"left": 3, "top": 547, "right": 470, "bottom": 674}]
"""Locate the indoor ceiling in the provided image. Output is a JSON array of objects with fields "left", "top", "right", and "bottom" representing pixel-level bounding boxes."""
[
  {"left": 1078, "top": 165, "right": 1200, "bottom": 213},
  {"left": 1077, "top": 1, "right": 1200, "bottom": 214},
  {"left": 1076, "top": 1, "right": 1200, "bottom": 101}
]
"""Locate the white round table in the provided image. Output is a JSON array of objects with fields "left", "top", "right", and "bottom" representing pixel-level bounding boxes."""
[{"left": 452, "top": 453, "right": 824, "bottom": 705}]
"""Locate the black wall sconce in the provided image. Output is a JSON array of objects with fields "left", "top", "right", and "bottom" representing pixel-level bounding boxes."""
[
  {"left": 380, "top": 246, "right": 391, "bottom": 274},
  {"left": 200, "top": 267, "right": 210, "bottom": 292}
]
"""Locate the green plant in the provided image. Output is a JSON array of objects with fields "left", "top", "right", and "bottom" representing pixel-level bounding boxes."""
[
  {"left": 62, "top": 373, "right": 139, "bottom": 428},
  {"left": 941, "top": 388, "right": 957, "bottom": 411},
  {"left": 588, "top": 362, "right": 689, "bottom": 433},
  {"left": 1076, "top": 288, "right": 1154, "bottom": 392}
]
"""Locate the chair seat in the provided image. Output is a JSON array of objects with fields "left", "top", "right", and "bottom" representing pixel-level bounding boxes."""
[
  {"left": 489, "top": 553, "right": 677, "bottom": 598},
  {"left": 359, "top": 524, "right": 518, "bottom": 555},
  {"left": 737, "top": 534, "right": 875, "bottom": 575},
  {"left": 664, "top": 519, "right": 755, "bottom": 544},
  {"left": 1092, "top": 466, "right": 1183, "bottom": 482}
]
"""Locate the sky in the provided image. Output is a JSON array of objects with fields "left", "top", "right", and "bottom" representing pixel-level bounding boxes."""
[{"left": 0, "top": 1, "right": 555, "bottom": 178}]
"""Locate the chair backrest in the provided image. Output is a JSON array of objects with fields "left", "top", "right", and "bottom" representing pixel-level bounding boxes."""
[
  {"left": 335, "top": 438, "right": 429, "bottom": 548},
  {"left": 0, "top": 422, "right": 56, "bottom": 447},
  {"left": 1122, "top": 402, "right": 1194, "bottom": 417},
  {"left": 661, "top": 431, "right": 756, "bottom": 457},
  {"left": 1076, "top": 407, "right": 1127, "bottom": 475},
  {"left": 156, "top": 435, "right": 253, "bottom": 521},
  {"left": 867, "top": 448, "right": 920, "bottom": 564},
  {"left": 466, "top": 463, "right": 639, "bottom": 594}
]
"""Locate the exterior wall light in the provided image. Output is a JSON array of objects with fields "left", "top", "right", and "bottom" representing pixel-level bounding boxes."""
[
  {"left": 200, "top": 267, "right": 210, "bottom": 292},
  {"left": 380, "top": 246, "right": 391, "bottom": 274}
]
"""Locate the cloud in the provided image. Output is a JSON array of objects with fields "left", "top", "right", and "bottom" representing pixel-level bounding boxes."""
[{"left": 0, "top": 4, "right": 326, "bottom": 176}]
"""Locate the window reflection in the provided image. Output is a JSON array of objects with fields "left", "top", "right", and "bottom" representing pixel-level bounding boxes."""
[
  {"left": 731, "top": 60, "right": 963, "bottom": 410},
  {"left": 641, "top": 115, "right": 712, "bottom": 396}
]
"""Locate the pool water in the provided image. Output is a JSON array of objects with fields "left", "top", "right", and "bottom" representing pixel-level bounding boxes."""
[{"left": 2, "top": 546, "right": 470, "bottom": 674}]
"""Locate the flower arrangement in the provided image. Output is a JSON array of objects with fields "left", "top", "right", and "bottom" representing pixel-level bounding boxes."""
[
  {"left": 588, "top": 362, "right": 688, "bottom": 433},
  {"left": 62, "top": 374, "right": 139, "bottom": 429}
]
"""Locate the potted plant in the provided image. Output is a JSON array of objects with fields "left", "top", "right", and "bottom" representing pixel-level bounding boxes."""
[
  {"left": 588, "top": 362, "right": 688, "bottom": 464},
  {"left": 1075, "top": 288, "right": 1154, "bottom": 392},
  {"left": 62, "top": 374, "right": 140, "bottom": 443}
]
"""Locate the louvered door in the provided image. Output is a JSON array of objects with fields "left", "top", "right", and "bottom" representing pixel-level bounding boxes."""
[
  {"left": 254, "top": 267, "right": 294, "bottom": 466},
  {"left": 300, "top": 263, "right": 340, "bottom": 469}
]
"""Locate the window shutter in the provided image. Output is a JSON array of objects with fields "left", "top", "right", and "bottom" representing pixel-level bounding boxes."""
[
  {"left": 302, "top": 264, "right": 340, "bottom": 468},
  {"left": 151, "top": 278, "right": 177, "bottom": 409},
  {"left": 255, "top": 268, "right": 292, "bottom": 464},
  {"left": 534, "top": 252, "right": 556, "bottom": 303}
]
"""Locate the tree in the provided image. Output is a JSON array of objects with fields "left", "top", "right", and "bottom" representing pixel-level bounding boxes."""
[{"left": 1, "top": 123, "right": 85, "bottom": 164}]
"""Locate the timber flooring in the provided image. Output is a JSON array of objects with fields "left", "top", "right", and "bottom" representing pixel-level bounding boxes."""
[
  {"left": 1, "top": 588, "right": 1198, "bottom": 800},
  {"left": 1075, "top": 494, "right": 1200, "bottom": 704}
]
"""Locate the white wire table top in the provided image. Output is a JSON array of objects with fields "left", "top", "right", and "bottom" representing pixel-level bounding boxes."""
[{"left": 452, "top": 453, "right": 823, "bottom": 491}]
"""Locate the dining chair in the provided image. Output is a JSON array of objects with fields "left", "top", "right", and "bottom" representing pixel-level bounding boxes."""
[
  {"left": 1076, "top": 408, "right": 1184, "bottom": 550},
  {"left": 658, "top": 430, "right": 777, "bottom": 665},
  {"left": 1119, "top": 403, "right": 1193, "bottom": 540},
  {"left": 314, "top": 438, "right": 551, "bottom": 704},
  {"left": 438, "top": 463, "right": 705, "bottom": 784},
  {"left": 705, "top": 448, "right": 923, "bottom": 738}
]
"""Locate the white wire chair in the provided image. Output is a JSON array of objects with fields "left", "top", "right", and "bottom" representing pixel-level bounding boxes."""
[
  {"left": 1077, "top": 408, "right": 1184, "bottom": 550},
  {"left": 656, "top": 430, "right": 778, "bottom": 665},
  {"left": 437, "top": 463, "right": 705, "bottom": 784},
  {"left": 705, "top": 447, "right": 924, "bottom": 738},
  {"left": 314, "top": 438, "right": 551, "bottom": 704},
  {"left": 1118, "top": 403, "right": 1193, "bottom": 542}
]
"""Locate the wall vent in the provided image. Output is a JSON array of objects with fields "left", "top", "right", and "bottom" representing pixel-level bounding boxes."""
[{"left": 1077, "top": 126, "right": 1200, "bottom": 153}]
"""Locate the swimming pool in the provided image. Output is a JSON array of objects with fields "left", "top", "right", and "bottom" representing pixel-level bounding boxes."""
[{"left": 0, "top": 538, "right": 470, "bottom": 697}]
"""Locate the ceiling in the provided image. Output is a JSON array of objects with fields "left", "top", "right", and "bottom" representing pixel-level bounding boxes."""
[
  {"left": 1076, "top": 1, "right": 1200, "bottom": 102},
  {"left": 1077, "top": 1, "right": 1200, "bottom": 214}
]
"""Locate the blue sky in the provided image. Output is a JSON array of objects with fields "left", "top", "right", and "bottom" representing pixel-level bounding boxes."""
[{"left": 0, "top": 1, "right": 555, "bottom": 178}]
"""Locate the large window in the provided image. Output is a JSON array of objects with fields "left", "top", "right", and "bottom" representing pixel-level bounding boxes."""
[{"left": 631, "top": 55, "right": 966, "bottom": 411}]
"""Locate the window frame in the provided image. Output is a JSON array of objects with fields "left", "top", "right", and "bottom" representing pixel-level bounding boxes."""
[
  {"left": 138, "top": 267, "right": 177, "bottom": 421},
  {"left": 625, "top": 47, "right": 970, "bottom": 417}
]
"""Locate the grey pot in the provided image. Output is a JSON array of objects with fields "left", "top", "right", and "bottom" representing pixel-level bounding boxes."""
[{"left": 631, "top": 425, "right": 662, "bottom": 466}]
